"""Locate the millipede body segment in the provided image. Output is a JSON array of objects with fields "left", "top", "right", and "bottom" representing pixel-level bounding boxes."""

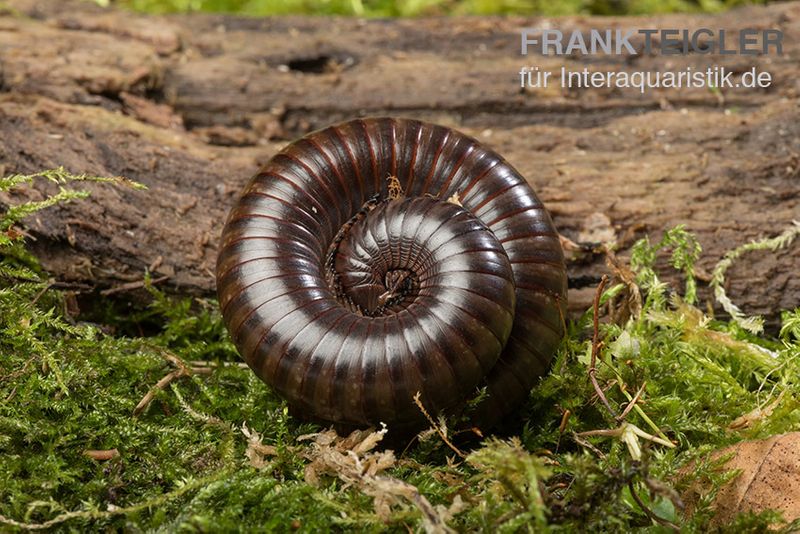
[{"left": 216, "top": 117, "right": 567, "bottom": 433}]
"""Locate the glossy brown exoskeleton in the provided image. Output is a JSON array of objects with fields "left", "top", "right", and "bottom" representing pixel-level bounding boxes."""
[{"left": 217, "top": 118, "right": 566, "bottom": 435}]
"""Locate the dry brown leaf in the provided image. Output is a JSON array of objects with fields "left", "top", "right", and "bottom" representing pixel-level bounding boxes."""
[{"left": 681, "top": 432, "right": 800, "bottom": 528}]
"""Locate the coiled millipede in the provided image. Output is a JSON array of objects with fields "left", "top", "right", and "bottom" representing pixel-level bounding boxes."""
[{"left": 216, "top": 118, "right": 567, "bottom": 435}]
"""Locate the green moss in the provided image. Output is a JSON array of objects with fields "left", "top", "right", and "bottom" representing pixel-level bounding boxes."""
[
  {"left": 95, "top": 0, "right": 768, "bottom": 16},
  {"left": 1, "top": 169, "right": 799, "bottom": 531}
]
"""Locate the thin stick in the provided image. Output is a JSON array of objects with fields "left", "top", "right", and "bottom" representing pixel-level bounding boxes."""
[
  {"left": 412, "top": 392, "right": 465, "bottom": 459},
  {"left": 131, "top": 348, "right": 211, "bottom": 416},
  {"left": 590, "top": 275, "right": 616, "bottom": 417},
  {"left": 628, "top": 480, "right": 679, "bottom": 531},
  {"left": 607, "top": 365, "right": 672, "bottom": 443},
  {"left": 555, "top": 408, "right": 571, "bottom": 452},
  {"left": 617, "top": 382, "right": 646, "bottom": 422},
  {"left": 571, "top": 433, "right": 606, "bottom": 459},
  {"left": 101, "top": 275, "right": 169, "bottom": 296},
  {"left": 132, "top": 368, "right": 187, "bottom": 417}
]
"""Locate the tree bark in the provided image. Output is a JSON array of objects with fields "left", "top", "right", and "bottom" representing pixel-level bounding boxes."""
[{"left": 1, "top": 0, "right": 798, "bottom": 325}]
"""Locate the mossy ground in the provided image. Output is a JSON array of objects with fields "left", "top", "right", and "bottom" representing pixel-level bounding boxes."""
[{"left": 1, "top": 171, "right": 799, "bottom": 532}]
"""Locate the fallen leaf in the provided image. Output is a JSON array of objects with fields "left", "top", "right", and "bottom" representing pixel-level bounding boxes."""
[{"left": 681, "top": 432, "right": 800, "bottom": 527}]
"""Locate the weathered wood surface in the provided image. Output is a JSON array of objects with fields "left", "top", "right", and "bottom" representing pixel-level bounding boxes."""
[{"left": 0, "top": 0, "right": 798, "bottom": 323}]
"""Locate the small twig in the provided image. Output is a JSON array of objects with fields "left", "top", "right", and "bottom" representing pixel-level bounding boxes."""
[
  {"left": 132, "top": 367, "right": 188, "bottom": 417},
  {"left": 601, "top": 363, "right": 672, "bottom": 443},
  {"left": 49, "top": 281, "right": 94, "bottom": 291},
  {"left": 589, "top": 275, "right": 616, "bottom": 417},
  {"left": 400, "top": 434, "right": 420, "bottom": 458},
  {"left": 628, "top": 480, "right": 680, "bottom": 531},
  {"left": 555, "top": 408, "right": 571, "bottom": 452},
  {"left": 0, "top": 355, "right": 36, "bottom": 384},
  {"left": 617, "top": 382, "right": 646, "bottom": 422},
  {"left": 412, "top": 392, "right": 465, "bottom": 459},
  {"left": 30, "top": 283, "right": 51, "bottom": 306},
  {"left": 101, "top": 275, "right": 169, "bottom": 296},
  {"left": 132, "top": 348, "right": 209, "bottom": 416},
  {"left": 571, "top": 433, "right": 606, "bottom": 459}
]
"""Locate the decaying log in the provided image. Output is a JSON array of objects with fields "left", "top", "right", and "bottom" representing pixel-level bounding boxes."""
[{"left": 0, "top": 0, "right": 798, "bottom": 324}]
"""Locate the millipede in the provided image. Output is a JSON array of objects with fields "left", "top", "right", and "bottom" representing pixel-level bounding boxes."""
[{"left": 216, "top": 117, "right": 567, "bottom": 435}]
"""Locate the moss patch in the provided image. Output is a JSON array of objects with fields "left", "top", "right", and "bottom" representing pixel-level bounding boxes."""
[
  {"left": 1, "top": 170, "right": 799, "bottom": 531},
  {"left": 101, "top": 0, "right": 770, "bottom": 17}
]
